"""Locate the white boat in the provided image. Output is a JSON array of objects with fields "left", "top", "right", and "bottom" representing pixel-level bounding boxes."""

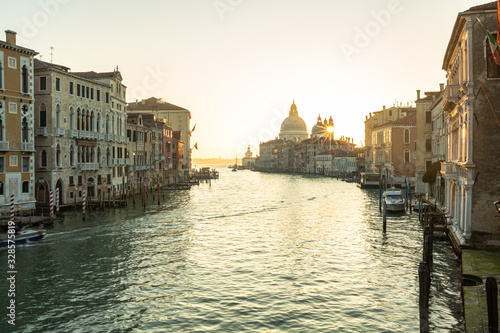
[
  {"left": 232, "top": 155, "right": 238, "bottom": 172},
  {"left": 0, "top": 228, "right": 46, "bottom": 247},
  {"left": 383, "top": 188, "right": 405, "bottom": 212}
]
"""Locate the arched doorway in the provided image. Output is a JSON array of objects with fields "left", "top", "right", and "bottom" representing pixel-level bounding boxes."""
[
  {"left": 87, "top": 177, "right": 95, "bottom": 198},
  {"left": 35, "top": 179, "right": 49, "bottom": 205}
]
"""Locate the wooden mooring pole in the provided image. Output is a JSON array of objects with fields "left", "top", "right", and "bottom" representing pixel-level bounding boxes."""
[
  {"left": 382, "top": 200, "right": 387, "bottom": 233},
  {"left": 486, "top": 277, "right": 499, "bottom": 333},
  {"left": 418, "top": 261, "right": 430, "bottom": 333}
]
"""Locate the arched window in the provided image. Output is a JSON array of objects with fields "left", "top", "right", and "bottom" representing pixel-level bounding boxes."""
[
  {"left": 56, "top": 104, "right": 61, "bottom": 128},
  {"left": 69, "top": 107, "right": 74, "bottom": 130},
  {"left": 76, "top": 108, "right": 81, "bottom": 130},
  {"left": 22, "top": 181, "right": 29, "bottom": 193},
  {"left": 404, "top": 129, "right": 410, "bottom": 144},
  {"left": 70, "top": 145, "right": 74, "bottom": 167},
  {"left": 96, "top": 112, "right": 101, "bottom": 133},
  {"left": 21, "top": 65, "right": 28, "bottom": 93},
  {"left": 106, "top": 115, "right": 110, "bottom": 134},
  {"left": 41, "top": 149, "right": 47, "bottom": 167},
  {"left": 97, "top": 147, "right": 101, "bottom": 166},
  {"left": 56, "top": 144, "right": 62, "bottom": 167},
  {"left": 404, "top": 149, "right": 410, "bottom": 164},
  {"left": 107, "top": 148, "right": 111, "bottom": 166},
  {"left": 90, "top": 111, "right": 95, "bottom": 132},
  {"left": 39, "top": 103, "right": 47, "bottom": 127},
  {"left": 21, "top": 117, "right": 29, "bottom": 142}
]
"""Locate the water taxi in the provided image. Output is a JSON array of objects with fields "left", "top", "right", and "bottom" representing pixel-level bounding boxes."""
[{"left": 383, "top": 188, "right": 405, "bottom": 212}]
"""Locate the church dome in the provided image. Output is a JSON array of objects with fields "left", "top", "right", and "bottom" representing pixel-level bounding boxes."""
[
  {"left": 280, "top": 115, "right": 307, "bottom": 132},
  {"left": 311, "top": 115, "right": 327, "bottom": 135},
  {"left": 279, "top": 100, "right": 308, "bottom": 142}
]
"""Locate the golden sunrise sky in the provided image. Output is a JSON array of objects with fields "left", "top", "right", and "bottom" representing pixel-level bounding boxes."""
[{"left": 1, "top": 0, "right": 489, "bottom": 158}]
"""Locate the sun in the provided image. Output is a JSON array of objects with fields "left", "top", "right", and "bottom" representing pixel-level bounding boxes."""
[{"left": 327, "top": 126, "right": 334, "bottom": 133}]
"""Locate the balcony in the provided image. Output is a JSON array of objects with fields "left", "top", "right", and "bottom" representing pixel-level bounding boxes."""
[
  {"left": 36, "top": 127, "right": 48, "bottom": 136},
  {"left": 69, "top": 129, "right": 78, "bottom": 138},
  {"left": 443, "top": 84, "right": 460, "bottom": 112},
  {"left": 79, "top": 162, "right": 99, "bottom": 171},
  {"left": 106, "top": 133, "right": 114, "bottom": 141},
  {"left": 21, "top": 142, "right": 34, "bottom": 151},
  {"left": 0, "top": 141, "right": 8, "bottom": 150},
  {"left": 98, "top": 133, "right": 105, "bottom": 140},
  {"left": 55, "top": 128, "right": 65, "bottom": 136}
]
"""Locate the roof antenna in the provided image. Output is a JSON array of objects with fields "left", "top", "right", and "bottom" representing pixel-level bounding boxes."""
[{"left": 50, "top": 46, "right": 54, "bottom": 63}]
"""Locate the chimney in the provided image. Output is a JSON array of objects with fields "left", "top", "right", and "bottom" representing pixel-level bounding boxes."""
[
  {"left": 383, "top": 105, "right": 386, "bottom": 110},
  {"left": 417, "top": 90, "right": 421, "bottom": 100},
  {"left": 439, "top": 83, "right": 445, "bottom": 92},
  {"left": 5, "top": 30, "right": 16, "bottom": 45}
]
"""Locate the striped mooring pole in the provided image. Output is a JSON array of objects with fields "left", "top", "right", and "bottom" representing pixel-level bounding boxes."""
[
  {"left": 10, "top": 194, "right": 14, "bottom": 221},
  {"left": 49, "top": 190, "right": 54, "bottom": 219},
  {"left": 55, "top": 188, "right": 60, "bottom": 214},
  {"left": 82, "top": 190, "right": 87, "bottom": 220}
]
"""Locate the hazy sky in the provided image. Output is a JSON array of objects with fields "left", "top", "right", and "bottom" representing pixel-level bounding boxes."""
[{"left": 1, "top": 0, "right": 488, "bottom": 158}]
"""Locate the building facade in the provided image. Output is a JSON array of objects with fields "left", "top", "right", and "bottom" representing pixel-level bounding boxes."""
[
  {"left": 0, "top": 30, "right": 38, "bottom": 214},
  {"left": 127, "top": 97, "right": 191, "bottom": 173},
  {"left": 441, "top": 2, "right": 500, "bottom": 246},
  {"left": 34, "top": 59, "right": 128, "bottom": 206},
  {"left": 415, "top": 88, "right": 443, "bottom": 193}
]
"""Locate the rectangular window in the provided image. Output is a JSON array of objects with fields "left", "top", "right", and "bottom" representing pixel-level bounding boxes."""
[
  {"left": 55, "top": 77, "right": 61, "bottom": 92},
  {"left": 69, "top": 176, "right": 74, "bottom": 186},
  {"left": 8, "top": 102, "right": 17, "bottom": 114},
  {"left": 22, "top": 157, "right": 29, "bottom": 172},
  {"left": 97, "top": 89, "right": 101, "bottom": 101},
  {"left": 105, "top": 92, "right": 109, "bottom": 103},
  {"left": 39, "top": 76, "right": 47, "bottom": 91},
  {"left": 7, "top": 57, "right": 16, "bottom": 69},
  {"left": 78, "top": 175, "right": 83, "bottom": 186},
  {"left": 9, "top": 155, "right": 18, "bottom": 167},
  {"left": 77, "top": 84, "right": 81, "bottom": 96},
  {"left": 69, "top": 82, "right": 74, "bottom": 95},
  {"left": 425, "top": 111, "right": 431, "bottom": 124},
  {"left": 91, "top": 88, "right": 94, "bottom": 100},
  {"left": 86, "top": 86, "right": 89, "bottom": 98},
  {"left": 426, "top": 138, "right": 432, "bottom": 153},
  {"left": 0, "top": 156, "right": 4, "bottom": 172}
]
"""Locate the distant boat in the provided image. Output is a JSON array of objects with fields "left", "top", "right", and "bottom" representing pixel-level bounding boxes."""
[
  {"left": 232, "top": 155, "right": 237, "bottom": 172},
  {"left": 0, "top": 228, "right": 46, "bottom": 247},
  {"left": 358, "top": 172, "right": 380, "bottom": 189},
  {"left": 383, "top": 188, "right": 405, "bottom": 212}
]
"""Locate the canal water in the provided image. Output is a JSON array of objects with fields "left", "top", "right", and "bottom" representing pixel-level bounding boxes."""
[{"left": 1, "top": 167, "right": 463, "bottom": 332}]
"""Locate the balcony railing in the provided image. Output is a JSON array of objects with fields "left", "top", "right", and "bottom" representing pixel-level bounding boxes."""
[
  {"left": 69, "top": 129, "right": 78, "bottom": 138},
  {"left": 79, "top": 162, "right": 99, "bottom": 171},
  {"left": 106, "top": 133, "right": 114, "bottom": 141},
  {"left": 55, "top": 128, "right": 65, "bottom": 136},
  {"left": 0, "top": 141, "right": 8, "bottom": 150},
  {"left": 36, "top": 127, "right": 48, "bottom": 136},
  {"left": 21, "top": 142, "right": 34, "bottom": 151}
]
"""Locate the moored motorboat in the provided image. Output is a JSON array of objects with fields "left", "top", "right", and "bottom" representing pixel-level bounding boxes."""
[
  {"left": 383, "top": 188, "right": 405, "bottom": 212},
  {"left": 0, "top": 228, "right": 46, "bottom": 247}
]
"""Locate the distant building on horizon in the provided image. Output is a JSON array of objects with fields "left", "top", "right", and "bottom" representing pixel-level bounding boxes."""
[{"left": 241, "top": 146, "right": 256, "bottom": 169}]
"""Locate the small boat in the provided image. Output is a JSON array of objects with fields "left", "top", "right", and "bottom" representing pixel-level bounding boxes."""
[
  {"left": 383, "top": 188, "right": 405, "bottom": 212},
  {"left": 232, "top": 155, "right": 238, "bottom": 172},
  {"left": 0, "top": 228, "right": 47, "bottom": 247},
  {"left": 358, "top": 172, "right": 380, "bottom": 189}
]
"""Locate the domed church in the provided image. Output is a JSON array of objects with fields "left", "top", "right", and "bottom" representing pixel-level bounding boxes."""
[
  {"left": 279, "top": 100, "right": 308, "bottom": 142},
  {"left": 311, "top": 115, "right": 334, "bottom": 139}
]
